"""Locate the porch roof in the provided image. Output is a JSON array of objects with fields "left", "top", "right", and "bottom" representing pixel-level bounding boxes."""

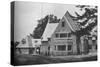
[{"left": 41, "top": 22, "right": 59, "bottom": 41}]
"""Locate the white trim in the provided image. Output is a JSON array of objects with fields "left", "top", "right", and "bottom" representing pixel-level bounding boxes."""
[{"left": 64, "top": 16, "right": 75, "bottom": 32}]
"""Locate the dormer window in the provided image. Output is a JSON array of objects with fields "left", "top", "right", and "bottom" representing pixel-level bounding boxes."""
[{"left": 62, "top": 21, "right": 65, "bottom": 27}]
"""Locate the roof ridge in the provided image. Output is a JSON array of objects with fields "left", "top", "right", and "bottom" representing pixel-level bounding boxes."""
[{"left": 64, "top": 11, "right": 80, "bottom": 31}]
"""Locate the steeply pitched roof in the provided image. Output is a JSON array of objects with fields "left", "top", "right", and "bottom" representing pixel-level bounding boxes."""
[
  {"left": 16, "top": 35, "right": 33, "bottom": 48},
  {"left": 16, "top": 43, "right": 30, "bottom": 48},
  {"left": 16, "top": 35, "right": 41, "bottom": 48},
  {"left": 42, "top": 22, "right": 59, "bottom": 41},
  {"left": 42, "top": 11, "right": 81, "bottom": 41},
  {"left": 63, "top": 11, "right": 81, "bottom": 32}
]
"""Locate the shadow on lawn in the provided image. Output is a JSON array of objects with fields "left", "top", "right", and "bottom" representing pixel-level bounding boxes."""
[{"left": 14, "top": 54, "right": 97, "bottom": 66}]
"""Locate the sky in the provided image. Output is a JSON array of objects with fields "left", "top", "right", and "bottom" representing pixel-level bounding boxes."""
[{"left": 14, "top": 1, "right": 85, "bottom": 42}]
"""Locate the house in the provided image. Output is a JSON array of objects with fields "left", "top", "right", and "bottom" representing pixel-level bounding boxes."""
[
  {"left": 40, "top": 11, "right": 81, "bottom": 56},
  {"left": 88, "top": 33, "right": 97, "bottom": 53},
  {"left": 80, "top": 35, "right": 89, "bottom": 54},
  {"left": 80, "top": 34, "right": 97, "bottom": 55},
  {"left": 16, "top": 35, "right": 41, "bottom": 55}
]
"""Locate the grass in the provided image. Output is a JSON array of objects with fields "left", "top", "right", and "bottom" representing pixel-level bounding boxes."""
[{"left": 14, "top": 54, "right": 97, "bottom": 66}]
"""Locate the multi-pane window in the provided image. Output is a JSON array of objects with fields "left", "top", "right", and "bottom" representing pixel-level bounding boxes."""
[
  {"left": 60, "top": 33, "right": 67, "bottom": 38},
  {"left": 62, "top": 21, "right": 65, "bottom": 27},
  {"left": 57, "top": 45, "right": 66, "bottom": 51},
  {"left": 67, "top": 42, "right": 73, "bottom": 51},
  {"left": 55, "top": 33, "right": 71, "bottom": 38},
  {"left": 68, "top": 45, "right": 72, "bottom": 51}
]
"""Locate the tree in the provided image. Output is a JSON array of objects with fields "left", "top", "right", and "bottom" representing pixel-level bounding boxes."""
[
  {"left": 72, "top": 5, "right": 97, "bottom": 54},
  {"left": 32, "top": 14, "right": 60, "bottom": 38}
]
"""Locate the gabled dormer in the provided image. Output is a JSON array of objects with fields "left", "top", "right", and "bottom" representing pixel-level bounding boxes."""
[
  {"left": 51, "top": 11, "right": 81, "bottom": 39},
  {"left": 42, "top": 11, "right": 81, "bottom": 41}
]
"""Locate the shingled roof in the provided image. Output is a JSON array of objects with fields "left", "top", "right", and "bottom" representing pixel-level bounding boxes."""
[
  {"left": 42, "top": 22, "right": 59, "bottom": 41},
  {"left": 42, "top": 11, "right": 81, "bottom": 41},
  {"left": 63, "top": 11, "right": 81, "bottom": 32},
  {"left": 16, "top": 35, "right": 41, "bottom": 48}
]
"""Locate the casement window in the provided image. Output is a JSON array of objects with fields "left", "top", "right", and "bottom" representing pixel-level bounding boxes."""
[{"left": 57, "top": 45, "right": 66, "bottom": 51}]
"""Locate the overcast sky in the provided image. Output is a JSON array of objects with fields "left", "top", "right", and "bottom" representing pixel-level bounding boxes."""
[{"left": 14, "top": 1, "right": 85, "bottom": 41}]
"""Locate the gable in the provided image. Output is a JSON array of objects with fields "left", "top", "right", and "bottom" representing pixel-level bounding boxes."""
[
  {"left": 64, "top": 11, "right": 80, "bottom": 31},
  {"left": 42, "top": 11, "right": 81, "bottom": 41},
  {"left": 54, "top": 17, "right": 72, "bottom": 33},
  {"left": 16, "top": 36, "right": 33, "bottom": 48},
  {"left": 53, "top": 11, "right": 81, "bottom": 34}
]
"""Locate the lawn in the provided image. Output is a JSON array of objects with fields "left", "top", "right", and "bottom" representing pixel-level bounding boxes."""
[{"left": 14, "top": 54, "right": 97, "bottom": 66}]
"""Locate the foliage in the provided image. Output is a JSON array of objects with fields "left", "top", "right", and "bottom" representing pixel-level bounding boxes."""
[
  {"left": 71, "top": 5, "right": 97, "bottom": 54},
  {"left": 32, "top": 15, "right": 60, "bottom": 38},
  {"left": 73, "top": 5, "right": 97, "bottom": 37}
]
